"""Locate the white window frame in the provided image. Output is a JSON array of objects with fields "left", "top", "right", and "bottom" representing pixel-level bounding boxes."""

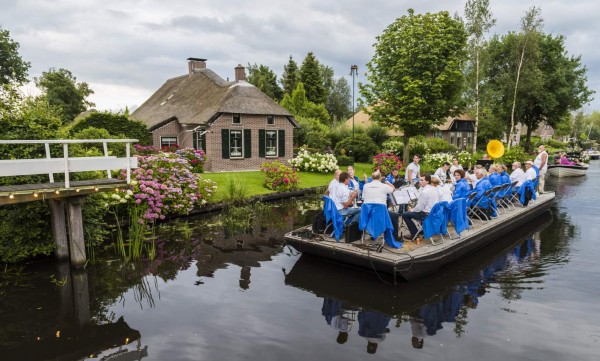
[
  {"left": 160, "top": 136, "right": 178, "bottom": 148},
  {"left": 230, "top": 129, "right": 243, "bottom": 158},
  {"left": 265, "top": 130, "right": 278, "bottom": 157}
]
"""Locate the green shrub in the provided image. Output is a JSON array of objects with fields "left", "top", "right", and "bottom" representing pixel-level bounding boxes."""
[
  {"left": 334, "top": 133, "right": 379, "bottom": 162},
  {"left": 336, "top": 155, "right": 353, "bottom": 166},
  {"left": 70, "top": 111, "right": 152, "bottom": 145},
  {"left": 499, "top": 146, "right": 529, "bottom": 164},
  {"left": 224, "top": 176, "right": 248, "bottom": 204},
  {"left": 289, "top": 146, "right": 338, "bottom": 173},
  {"left": 425, "top": 137, "right": 453, "bottom": 154},
  {"left": 366, "top": 124, "right": 389, "bottom": 147}
]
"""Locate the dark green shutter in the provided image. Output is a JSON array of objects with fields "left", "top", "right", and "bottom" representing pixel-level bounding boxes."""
[
  {"left": 259, "top": 129, "right": 266, "bottom": 158},
  {"left": 221, "top": 129, "right": 230, "bottom": 159},
  {"left": 201, "top": 131, "right": 206, "bottom": 152},
  {"left": 244, "top": 129, "right": 251, "bottom": 158},
  {"left": 278, "top": 129, "right": 285, "bottom": 157}
]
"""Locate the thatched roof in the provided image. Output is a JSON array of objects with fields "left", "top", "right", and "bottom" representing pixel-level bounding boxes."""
[
  {"left": 433, "top": 113, "right": 475, "bottom": 130},
  {"left": 132, "top": 69, "right": 296, "bottom": 130},
  {"left": 346, "top": 109, "right": 473, "bottom": 134}
]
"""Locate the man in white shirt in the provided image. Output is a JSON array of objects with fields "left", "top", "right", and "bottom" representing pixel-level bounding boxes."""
[
  {"left": 533, "top": 145, "right": 548, "bottom": 193},
  {"left": 510, "top": 162, "right": 527, "bottom": 187},
  {"left": 326, "top": 169, "right": 342, "bottom": 196},
  {"left": 405, "top": 155, "right": 421, "bottom": 185},
  {"left": 524, "top": 160, "right": 537, "bottom": 181},
  {"left": 449, "top": 157, "right": 463, "bottom": 175},
  {"left": 434, "top": 162, "right": 451, "bottom": 184},
  {"left": 362, "top": 171, "right": 400, "bottom": 239},
  {"left": 332, "top": 172, "right": 360, "bottom": 223},
  {"left": 402, "top": 175, "right": 440, "bottom": 240}
]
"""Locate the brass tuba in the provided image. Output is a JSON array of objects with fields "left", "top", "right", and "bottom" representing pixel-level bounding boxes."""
[{"left": 486, "top": 140, "right": 505, "bottom": 159}]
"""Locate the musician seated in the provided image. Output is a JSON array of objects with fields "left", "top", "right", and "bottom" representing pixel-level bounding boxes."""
[
  {"left": 472, "top": 168, "right": 494, "bottom": 217},
  {"left": 431, "top": 175, "right": 452, "bottom": 202},
  {"left": 434, "top": 162, "right": 451, "bottom": 184},
  {"left": 362, "top": 171, "right": 401, "bottom": 241},
  {"left": 402, "top": 175, "right": 440, "bottom": 240},
  {"left": 386, "top": 167, "right": 403, "bottom": 187},
  {"left": 331, "top": 172, "right": 361, "bottom": 224},
  {"left": 510, "top": 162, "right": 527, "bottom": 187},
  {"left": 452, "top": 169, "right": 471, "bottom": 201}
]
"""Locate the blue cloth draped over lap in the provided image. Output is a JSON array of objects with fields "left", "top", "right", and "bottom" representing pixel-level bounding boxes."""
[
  {"left": 322, "top": 196, "right": 345, "bottom": 241},
  {"left": 518, "top": 180, "right": 537, "bottom": 205},
  {"left": 448, "top": 198, "right": 469, "bottom": 235},
  {"left": 359, "top": 203, "right": 402, "bottom": 248},
  {"left": 423, "top": 201, "right": 449, "bottom": 240}
]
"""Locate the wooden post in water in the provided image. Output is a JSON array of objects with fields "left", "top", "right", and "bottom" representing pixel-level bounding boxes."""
[
  {"left": 66, "top": 196, "right": 87, "bottom": 267},
  {"left": 72, "top": 269, "right": 91, "bottom": 326},
  {"left": 50, "top": 199, "right": 69, "bottom": 260}
]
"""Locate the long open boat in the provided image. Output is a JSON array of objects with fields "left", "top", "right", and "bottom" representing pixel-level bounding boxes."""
[
  {"left": 547, "top": 164, "right": 588, "bottom": 177},
  {"left": 285, "top": 211, "right": 552, "bottom": 314},
  {"left": 284, "top": 192, "right": 555, "bottom": 281}
]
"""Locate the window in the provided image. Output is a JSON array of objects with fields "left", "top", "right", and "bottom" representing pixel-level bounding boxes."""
[
  {"left": 230, "top": 130, "right": 243, "bottom": 158},
  {"left": 193, "top": 129, "right": 205, "bottom": 151},
  {"left": 160, "top": 137, "right": 178, "bottom": 148},
  {"left": 267, "top": 115, "right": 274, "bottom": 125},
  {"left": 266, "top": 130, "right": 277, "bottom": 157},
  {"left": 232, "top": 114, "right": 241, "bottom": 125}
]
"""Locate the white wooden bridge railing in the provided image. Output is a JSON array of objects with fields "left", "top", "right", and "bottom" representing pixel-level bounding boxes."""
[{"left": 0, "top": 139, "right": 139, "bottom": 188}]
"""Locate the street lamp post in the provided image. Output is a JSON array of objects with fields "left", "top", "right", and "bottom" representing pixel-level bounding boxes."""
[{"left": 350, "top": 64, "right": 358, "bottom": 163}]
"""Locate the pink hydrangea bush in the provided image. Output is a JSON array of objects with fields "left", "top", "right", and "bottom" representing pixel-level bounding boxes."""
[
  {"left": 372, "top": 153, "right": 404, "bottom": 175},
  {"left": 260, "top": 160, "right": 300, "bottom": 191},
  {"left": 175, "top": 147, "right": 206, "bottom": 173}
]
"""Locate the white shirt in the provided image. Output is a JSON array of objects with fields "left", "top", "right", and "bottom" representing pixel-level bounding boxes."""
[
  {"left": 449, "top": 164, "right": 463, "bottom": 174},
  {"left": 434, "top": 167, "right": 448, "bottom": 184},
  {"left": 405, "top": 162, "right": 420, "bottom": 181},
  {"left": 331, "top": 183, "right": 351, "bottom": 210},
  {"left": 534, "top": 151, "right": 548, "bottom": 171},
  {"left": 467, "top": 172, "right": 479, "bottom": 187},
  {"left": 413, "top": 184, "right": 439, "bottom": 213},
  {"left": 437, "top": 185, "right": 453, "bottom": 203},
  {"left": 328, "top": 179, "right": 339, "bottom": 195},
  {"left": 362, "top": 179, "right": 394, "bottom": 205},
  {"left": 525, "top": 167, "right": 537, "bottom": 181},
  {"left": 510, "top": 168, "right": 527, "bottom": 186}
]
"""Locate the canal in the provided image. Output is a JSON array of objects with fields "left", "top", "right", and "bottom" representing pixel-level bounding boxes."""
[{"left": 1, "top": 163, "right": 599, "bottom": 360}]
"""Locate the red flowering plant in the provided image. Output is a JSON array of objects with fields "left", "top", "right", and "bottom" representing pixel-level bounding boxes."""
[
  {"left": 175, "top": 147, "right": 206, "bottom": 173},
  {"left": 133, "top": 144, "right": 161, "bottom": 156},
  {"left": 372, "top": 153, "right": 404, "bottom": 176},
  {"left": 260, "top": 160, "right": 300, "bottom": 191}
]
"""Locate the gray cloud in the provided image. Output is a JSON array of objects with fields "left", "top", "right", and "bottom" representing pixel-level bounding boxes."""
[{"left": 1, "top": 0, "right": 599, "bottom": 110}]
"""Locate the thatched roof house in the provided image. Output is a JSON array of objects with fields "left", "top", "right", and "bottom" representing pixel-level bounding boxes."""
[{"left": 132, "top": 58, "right": 298, "bottom": 172}]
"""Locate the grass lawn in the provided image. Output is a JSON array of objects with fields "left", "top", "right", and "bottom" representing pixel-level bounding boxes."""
[{"left": 204, "top": 162, "right": 374, "bottom": 201}]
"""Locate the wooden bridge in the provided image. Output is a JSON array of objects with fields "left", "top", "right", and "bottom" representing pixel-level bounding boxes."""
[{"left": 0, "top": 139, "right": 138, "bottom": 267}]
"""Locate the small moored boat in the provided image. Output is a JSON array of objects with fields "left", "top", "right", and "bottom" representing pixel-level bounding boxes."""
[{"left": 546, "top": 164, "right": 588, "bottom": 177}]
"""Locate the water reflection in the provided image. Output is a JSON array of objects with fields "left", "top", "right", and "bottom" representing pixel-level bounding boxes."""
[{"left": 285, "top": 211, "right": 555, "bottom": 352}]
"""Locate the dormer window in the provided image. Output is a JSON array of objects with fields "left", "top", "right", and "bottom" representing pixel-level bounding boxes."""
[
  {"left": 267, "top": 115, "right": 274, "bottom": 125},
  {"left": 232, "top": 114, "right": 241, "bottom": 125}
]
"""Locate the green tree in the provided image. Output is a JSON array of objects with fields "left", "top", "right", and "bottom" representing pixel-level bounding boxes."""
[
  {"left": 35, "top": 68, "right": 95, "bottom": 122},
  {"left": 299, "top": 52, "right": 326, "bottom": 104},
  {"left": 487, "top": 32, "right": 593, "bottom": 152},
  {"left": 464, "top": 0, "right": 495, "bottom": 152},
  {"left": 280, "top": 82, "right": 329, "bottom": 124},
  {"left": 246, "top": 63, "right": 283, "bottom": 101},
  {"left": 0, "top": 27, "right": 30, "bottom": 85},
  {"left": 507, "top": 7, "right": 544, "bottom": 149},
  {"left": 360, "top": 9, "right": 467, "bottom": 163},
  {"left": 326, "top": 77, "right": 351, "bottom": 124},
  {"left": 69, "top": 111, "right": 152, "bottom": 145},
  {"left": 281, "top": 55, "right": 300, "bottom": 96}
]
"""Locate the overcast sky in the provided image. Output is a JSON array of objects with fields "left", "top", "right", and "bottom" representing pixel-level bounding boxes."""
[{"left": 2, "top": 0, "right": 599, "bottom": 112}]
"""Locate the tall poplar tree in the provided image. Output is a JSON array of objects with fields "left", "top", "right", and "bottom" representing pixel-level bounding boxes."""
[{"left": 280, "top": 55, "right": 300, "bottom": 96}]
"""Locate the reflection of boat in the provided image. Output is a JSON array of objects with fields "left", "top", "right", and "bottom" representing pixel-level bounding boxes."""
[
  {"left": 285, "top": 193, "right": 554, "bottom": 281},
  {"left": 547, "top": 164, "right": 588, "bottom": 177},
  {"left": 284, "top": 211, "right": 553, "bottom": 315}
]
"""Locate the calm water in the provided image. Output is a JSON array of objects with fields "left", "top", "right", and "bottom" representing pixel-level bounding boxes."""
[{"left": 1, "top": 164, "right": 600, "bottom": 361}]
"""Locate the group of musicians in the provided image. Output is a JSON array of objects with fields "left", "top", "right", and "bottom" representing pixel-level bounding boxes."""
[{"left": 325, "top": 152, "right": 542, "bottom": 243}]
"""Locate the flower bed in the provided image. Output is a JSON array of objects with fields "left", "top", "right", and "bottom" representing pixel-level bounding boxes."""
[
  {"left": 261, "top": 160, "right": 300, "bottom": 191},
  {"left": 289, "top": 146, "right": 338, "bottom": 173},
  {"left": 372, "top": 153, "right": 404, "bottom": 175}
]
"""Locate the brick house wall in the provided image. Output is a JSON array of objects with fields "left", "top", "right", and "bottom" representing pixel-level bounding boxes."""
[{"left": 150, "top": 113, "right": 295, "bottom": 172}]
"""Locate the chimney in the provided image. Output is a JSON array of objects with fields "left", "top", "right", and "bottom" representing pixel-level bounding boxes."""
[
  {"left": 234, "top": 64, "right": 246, "bottom": 82},
  {"left": 187, "top": 57, "right": 207, "bottom": 75}
]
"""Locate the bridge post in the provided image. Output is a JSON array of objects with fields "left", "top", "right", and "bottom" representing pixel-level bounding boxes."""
[
  {"left": 66, "top": 196, "right": 87, "bottom": 267},
  {"left": 49, "top": 199, "right": 69, "bottom": 260}
]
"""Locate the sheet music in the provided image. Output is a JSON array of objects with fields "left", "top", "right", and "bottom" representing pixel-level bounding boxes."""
[{"left": 393, "top": 187, "right": 418, "bottom": 204}]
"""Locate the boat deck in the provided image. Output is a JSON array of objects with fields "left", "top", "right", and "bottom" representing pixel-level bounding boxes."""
[{"left": 285, "top": 192, "right": 555, "bottom": 280}]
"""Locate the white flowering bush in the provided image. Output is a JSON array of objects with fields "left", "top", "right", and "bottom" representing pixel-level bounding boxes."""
[
  {"left": 423, "top": 153, "right": 454, "bottom": 169},
  {"left": 289, "top": 146, "right": 338, "bottom": 173}
]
